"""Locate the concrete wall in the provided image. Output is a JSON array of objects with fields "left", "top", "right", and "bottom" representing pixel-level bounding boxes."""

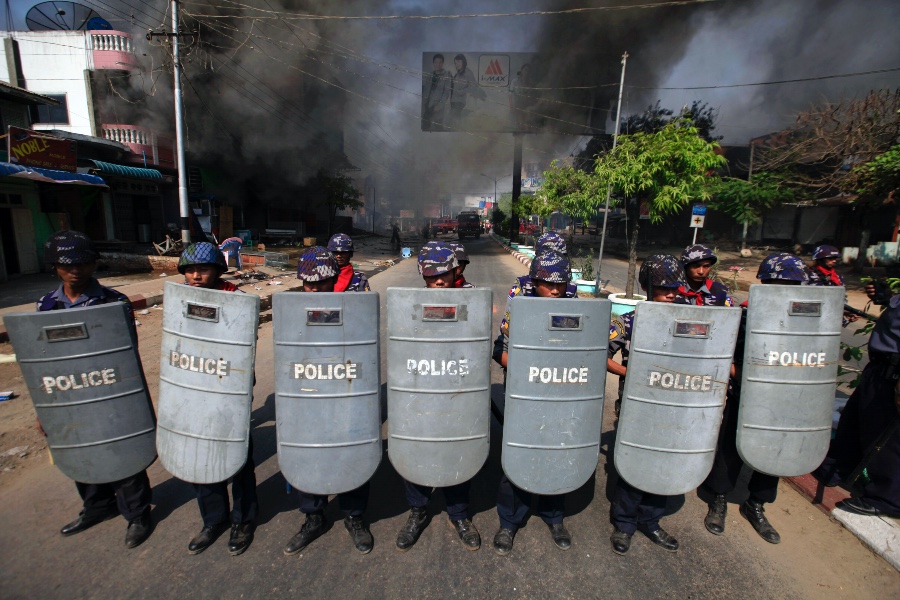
[{"left": 0, "top": 31, "right": 93, "bottom": 136}]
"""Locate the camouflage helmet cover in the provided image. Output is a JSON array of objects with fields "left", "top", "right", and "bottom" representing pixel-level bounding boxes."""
[
  {"left": 680, "top": 244, "right": 718, "bottom": 266},
  {"left": 536, "top": 232, "right": 567, "bottom": 256},
  {"left": 178, "top": 242, "right": 228, "bottom": 274},
  {"left": 529, "top": 251, "right": 570, "bottom": 284},
  {"left": 327, "top": 233, "right": 354, "bottom": 252},
  {"left": 639, "top": 254, "right": 685, "bottom": 290},
  {"left": 446, "top": 241, "right": 469, "bottom": 264},
  {"left": 297, "top": 246, "right": 340, "bottom": 281},
  {"left": 756, "top": 253, "right": 810, "bottom": 282},
  {"left": 418, "top": 242, "right": 458, "bottom": 276},
  {"left": 44, "top": 230, "right": 99, "bottom": 265},
  {"left": 812, "top": 245, "right": 840, "bottom": 261}
]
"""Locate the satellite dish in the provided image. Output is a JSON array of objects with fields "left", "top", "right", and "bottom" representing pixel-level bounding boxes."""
[{"left": 26, "top": 2, "right": 105, "bottom": 31}]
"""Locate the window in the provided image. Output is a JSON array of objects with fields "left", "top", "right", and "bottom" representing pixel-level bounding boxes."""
[{"left": 34, "top": 95, "right": 69, "bottom": 124}]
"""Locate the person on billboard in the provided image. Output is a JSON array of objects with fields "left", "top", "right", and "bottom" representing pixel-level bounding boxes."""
[
  {"left": 449, "top": 54, "right": 486, "bottom": 128},
  {"left": 423, "top": 53, "right": 452, "bottom": 131}
]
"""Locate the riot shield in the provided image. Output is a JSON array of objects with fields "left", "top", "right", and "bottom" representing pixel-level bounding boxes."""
[
  {"left": 5, "top": 303, "right": 156, "bottom": 484},
  {"left": 502, "top": 297, "right": 611, "bottom": 494},
  {"left": 157, "top": 281, "right": 259, "bottom": 484},
  {"left": 614, "top": 302, "right": 741, "bottom": 495},
  {"left": 737, "top": 285, "right": 844, "bottom": 476},
  {"left": 387, "top": 287, "right": 492, "bottom": 487},
  {"left": 273, "top": 291, "right": 381, "bottom": 494}
]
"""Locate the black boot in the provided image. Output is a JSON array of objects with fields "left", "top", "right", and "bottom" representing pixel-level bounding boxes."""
[
  {"left": 125, "top": 513, "right": 152, "bottom": 549},
  {"left": 492, "top": 527, "right": 515, "bottom": 556},
  {"left": 450, "top": 518, "right": 481, "bottom": 550},
  {"left": 704, "top": 494, "right": 727, "bottom": 535},
  {"left": 610, "top": 527, "right": 632, "bottom": 555},
  {"left": 395, "top": 507, "right": 428, "bottom": 551},
  {"left": 549, "top": 522, "right": 571, "bottom": 550},
  {"left": 228, "top": 522, "right": 255, "bottom": 556},
  {"left": 284, "top": 513, "right": 328, "bottom": 556},
  {"left": 60, "top": 510, "right": 117, "bottom": 537},
  {"left": 344, "top": 516, "right": 374, "bottom": 554},
  {"left": 188, "top": 523, "right": 229, "bottom": 555},
  {"left": 740, "top": 499, "right": 781, "bottom": 544}
]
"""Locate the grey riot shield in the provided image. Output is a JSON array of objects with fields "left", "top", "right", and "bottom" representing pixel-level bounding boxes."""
[
  {"left": 157, "top": 281, "right": 259, "bottom": 484},
  {"left": 273, "top": 291, "right": 381, "bottom": 494},
  {"left": 5, "top": 303, "right": 156, "bottom": 484},
  {"left": 737, "top": 285, "right": 843, "bottom": 477},
  {"left": 502, "top": 297, "right": 611, "bottom": 495},
  {"left": 387, "top": 287, "right": 492, "bottom": 487},
  {"left": 614, "top": 303, "right": 741, "bottom": 495}
]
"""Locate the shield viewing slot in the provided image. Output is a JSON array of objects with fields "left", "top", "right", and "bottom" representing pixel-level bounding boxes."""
[
  {"left": 45, "top": 324, "right": 88, "bottom": 342},
  {"left": 186, "top": 302, "right": 219, "bottom": 322},
  {"left": 549, "top": 314, "right": 582, "bottom": 330},
  {"left": 306, "top": 309, "right": 342, "bottom": 325}
]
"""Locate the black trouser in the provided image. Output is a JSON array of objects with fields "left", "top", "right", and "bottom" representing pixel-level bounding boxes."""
[
  {"left": 76, "top": 470, "right": 152, "bottom": 522},
  {"left": 297, "top": 482, "right": 369, "bottom": 518},
  {"left": 496, "top": 474, "right": 564, "bottom": 530},
  {"left": 610, "top": 477, "right": 674, "bottom": 535},
  {"left": 403, "top": 479, "right": 470, "bottom": 520},
  {"left": 820, "top": 363, "right": 900, "bottom": 514},
  {"left": 192, "top": 435, "right": 258, "bottom": 527},
  {"left": 702, "top": 388, "right": 779, "bottom": 504}
]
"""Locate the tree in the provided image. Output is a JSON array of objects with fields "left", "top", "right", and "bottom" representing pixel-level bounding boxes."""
[
  {"left": 706, "top": 172, "right": 809, "bottom": 249},
  {"left": 623, "top": 100, "right": 722, "bottom": 142},
  {"left": 314, "top": 171, "right": 362, "bottom": 236},
  {"left": 593, "top": 120, "right": 726, "bottom": 297},
  {"left": 855, "top": 143, "right": 900, "bottom": 203}
]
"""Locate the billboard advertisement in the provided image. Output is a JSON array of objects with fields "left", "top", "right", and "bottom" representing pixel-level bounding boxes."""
[
  {"left": 7, "top": 126, "right": 77, "bottom": 171},
  {"left": 421, "top": 52, "right": 596, "bottom": 134}
]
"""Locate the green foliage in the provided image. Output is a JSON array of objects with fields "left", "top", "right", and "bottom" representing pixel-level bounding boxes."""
[
  {"left": 534, "top": 161, "right": 602, "bottom": 222},
  {"left": 707, "top": 172, "right": 807, "bottom": 225},
  {"left": 593, "top": 120, "right": 727, "bottom": 223},
  {"left": 576, "top": 248, "right": 595, "bottom": 281},
  {"left": 855, "top": 143, "right": 900, "bottom": 203},
  {"left": 623, "top": 100, "right": 722, "bottom": 142}
]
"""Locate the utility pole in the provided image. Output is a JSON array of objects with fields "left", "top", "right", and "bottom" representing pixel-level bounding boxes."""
[
  {"left": 510, "top": 133, "right": 523, "bottom": 241},
  {"left": 148, "top": 1, "right": 194, "bottom": 245},
  {"left": 742, "top": 141, "right": 755, "bottom": 251},
  {"left": 593, "top": 51, "right": 628, "bottom": 296}
]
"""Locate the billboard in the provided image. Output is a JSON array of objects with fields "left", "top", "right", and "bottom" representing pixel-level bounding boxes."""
[
  {"left": 421, "top": 52, "right": 596, "bottom": 134},
  {"left": 7, "top": 126, "right": 77, "bottom": 171}
]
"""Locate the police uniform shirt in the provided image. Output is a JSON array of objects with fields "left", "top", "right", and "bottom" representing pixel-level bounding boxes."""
[
  {"left": 38, "top": 279, "right": 133, "bottom": 319},
  {"left": 678, "top": 279, "right": 733, "bottom": 307},
  {"left": 869, "top": 294, "right": 900, "bottom": 354},
  {"left": 808, "top": 265, "right": 845, "bottom": 287}
]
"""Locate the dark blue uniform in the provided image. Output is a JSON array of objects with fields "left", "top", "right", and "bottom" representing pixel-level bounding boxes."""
[
  {"left": 38, "top": 280, "right": 152, "bottom": 524},
  {"left": 819, "top": 295, "right": 900, "bottom": 515}
]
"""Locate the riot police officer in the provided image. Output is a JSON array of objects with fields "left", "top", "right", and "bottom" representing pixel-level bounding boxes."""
[
  {"left": 701, "top": 253, "right": 811, "bottom": 544},
  {"left": 284, "top": 246, "right": 375, "bottom": 555},
  {"left": 807, "top": 245, "right": 844, "bottom": 287},
  {"left": 394, "top": 242, "right": 481, "bottom": 551},
  {"left": 36, "top": 230, "right": 153, "bottom": 549},
  {"left": 607, "top": 254, "right": 685, "bottom": 555},
  {"left": 678, "top": 244, "right": 733, "bottom": 306},
  {"left": 493, "top": 251, "right": 577, "bottom": 555},
  {"left": 814, "top": 282, "right": 900, "bottom": 518},
  {"left": 327, "top": 233, "right": 371, "bottom": 292},
  {"left": 176, "top": 242, "right": 259, "bottom": 556},
  {"left": 446, "top": 241, "right": 474, "bottom": 288}
]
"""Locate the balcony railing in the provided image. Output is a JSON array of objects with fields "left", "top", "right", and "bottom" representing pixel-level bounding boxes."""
[
  {"left": 91, "top": 32, "right": 133, "bottom": 53},
  {"left": 103, "top": 125, "right": 152, "bottom": 146},
  {"left": 101, "top": 124, "right": 175, "bottom": 168}
]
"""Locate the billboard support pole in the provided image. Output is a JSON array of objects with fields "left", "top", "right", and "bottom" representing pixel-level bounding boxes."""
[
  {"left": 593, "top": 51, "right": 628, "bottom": 296},
  {"left": 510, "top": 133, "right": 523, "bottom": 242}
]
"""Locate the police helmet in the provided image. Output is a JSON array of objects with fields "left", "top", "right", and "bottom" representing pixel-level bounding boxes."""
[
  {"left": 447, "top": 241, "right": 469, "bottom": 265},
  {"left": 639, "top": 254, "right": 685, "bottom": 289},
  {"left": 327, "top": 233, "right": 354, "bottom": 253},
  {"left": 529, "top": 251, "right": 570, "bottom": 284},
  {"left": 44, "top": 230, "right": 99, "bottom": 265},
  {"left": 812, "top": 245, "right": 840, "bottom": 261},
  {"left": 756, "top": 253, "right": 810, "bottom": 282},
  {"left": 418, "top": 242, "right": 458, "bottom": 277},
  {"left": 680, "top": 244, "right": 718, "bottom": 267},
  {"left": 297, "top": 246, "right": 340, "bottom": 281},
  {"left": 178, "top": 242, "right": 228, "bottom": 274},
  {"left": 536, "top": 232, "right": 567, "bottom": 256}
]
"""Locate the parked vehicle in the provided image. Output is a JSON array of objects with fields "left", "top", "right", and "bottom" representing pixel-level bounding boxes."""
[{"left": 457, "top": 211, "right": 481, "bottom": 240}]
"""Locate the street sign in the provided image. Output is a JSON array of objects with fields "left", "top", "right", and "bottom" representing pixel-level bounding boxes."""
[
  {"left": 692, "top": 203, "right": 707, "bottom": 216},
  {"left": 690, "top": 215, "right": 706, "bottom": 228}
]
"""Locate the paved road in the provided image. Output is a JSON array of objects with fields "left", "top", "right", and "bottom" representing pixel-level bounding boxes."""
[{"left": 0, "top": 237, "right": 896, "bottom": 599}]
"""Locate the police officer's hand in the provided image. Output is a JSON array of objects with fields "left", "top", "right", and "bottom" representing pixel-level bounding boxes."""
[
  {"left": 35, "top": 418, "right": 46, "bottom": 437},
  {"left": 865, "top": 283, "right": 876, "bottom": 300}
]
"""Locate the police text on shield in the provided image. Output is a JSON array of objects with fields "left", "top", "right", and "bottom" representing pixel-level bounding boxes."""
[{"left": 42, "top": 369, "right": 118, "bottom": 394}]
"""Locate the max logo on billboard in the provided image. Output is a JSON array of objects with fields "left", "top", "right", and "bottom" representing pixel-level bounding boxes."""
[{"left": 480, "top": 57, "right": 508, "bottom": 84}]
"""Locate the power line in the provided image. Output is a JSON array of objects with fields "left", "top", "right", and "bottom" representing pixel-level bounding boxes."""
[{"left": 629, "top": 67, "right": 900, "bottom": 90}]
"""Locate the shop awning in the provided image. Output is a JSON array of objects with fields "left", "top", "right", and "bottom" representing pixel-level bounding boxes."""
[
  {"left": 0, "top": 162, "right": 107, "bottom": 186},
  {"left": 88, "top": 159, "right": 164, "bottom": 181}
]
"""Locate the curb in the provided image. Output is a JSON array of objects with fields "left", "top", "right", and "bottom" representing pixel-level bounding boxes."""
[{"left": 491, "top": 233, "right": 533, "bottom": 269}]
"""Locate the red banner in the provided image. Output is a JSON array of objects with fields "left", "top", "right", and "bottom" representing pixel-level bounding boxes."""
[{"left": 7, "top": 126, "right": 77, "bottom": 171}]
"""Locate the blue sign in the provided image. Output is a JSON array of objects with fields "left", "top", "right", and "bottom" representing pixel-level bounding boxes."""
[
  {"left": 692, "top": 204, "right": 707, "bottom": 216},
  {"left": 479, "top": 201, "right": 485, "bottom": 208}
]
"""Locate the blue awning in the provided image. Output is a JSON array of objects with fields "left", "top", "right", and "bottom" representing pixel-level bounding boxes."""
[
  {"left": 0, "top": 162, "right": 107, "bottom": 186},
  {"left": 88, "top": 159, "right": 163, "bottom": 181}
]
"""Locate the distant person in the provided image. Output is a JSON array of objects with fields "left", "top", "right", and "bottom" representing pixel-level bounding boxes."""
[
  {"left": 423, "top": 53, "right": 452, "bottom": 131},
  {"left": 449, "top": 54, "right": 486, "bottom": 128},
  {"left": 177, "top": 242, "right": 259, "bottom": 556},
  {"left": 37, "top": 230, "right": 153, "bottom": 549},
  {"left": 390, "top": 220, "right": 401, "bottom": 248},
  {"left": 218, "top": 236, "right": 244, "bottom": 271}
]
